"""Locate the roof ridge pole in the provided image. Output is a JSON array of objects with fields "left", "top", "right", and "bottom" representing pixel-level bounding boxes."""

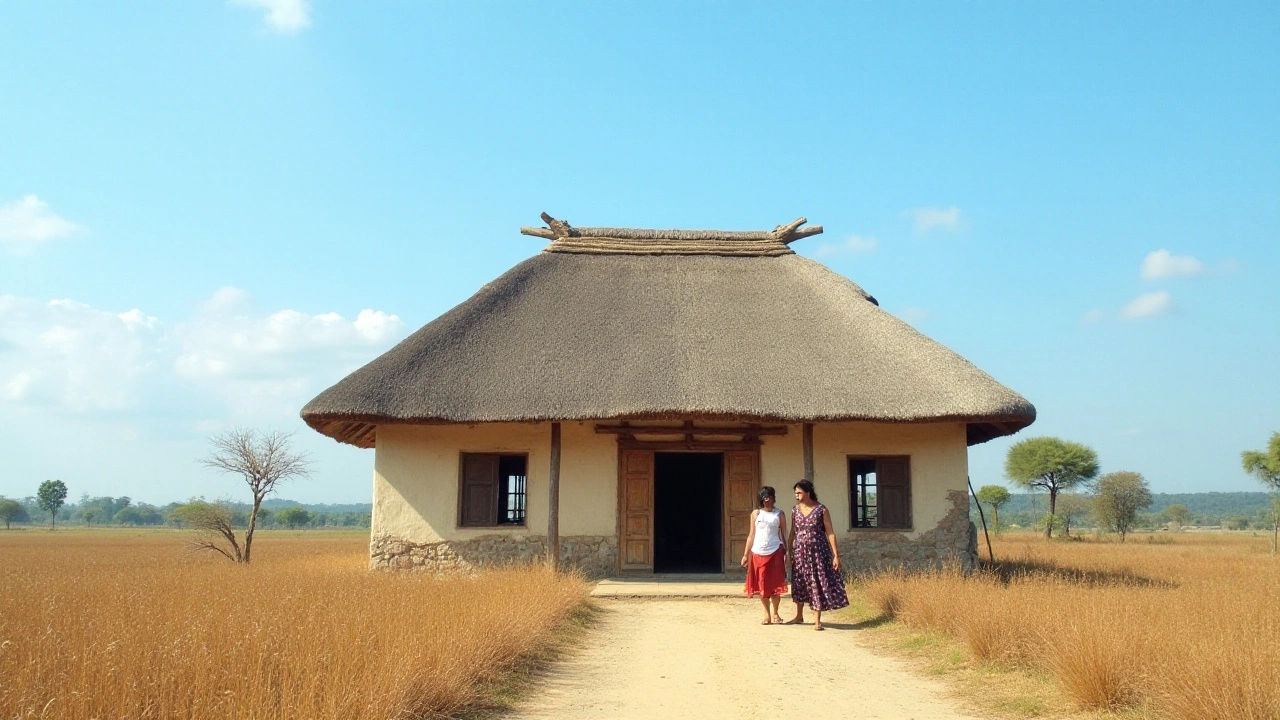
[
  {"left": 520, "top": 212, "right": 572, "bottom": 240},
  {"left": 548, "top": 421, "right": 562, "bottom": 571},
  {"left": 775, "top": 217, "right": 825, "bottom": 244},
  {"left": 802, "top": 423, "right": 815, "bottom": 485}
]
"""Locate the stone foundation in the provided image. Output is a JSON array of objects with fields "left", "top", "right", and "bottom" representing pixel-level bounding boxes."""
[
  {"left": 837, "top": 489, "right": 978, "bottom": 576},
  {"left": 371, "top": 491, "right": 977, "bottom": 579},
  {"left": 370, "top": 534, "right": 619, "bottom": 579}
]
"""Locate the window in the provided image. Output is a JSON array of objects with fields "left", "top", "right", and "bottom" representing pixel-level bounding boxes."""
[
  {"left": 459, "top": 453, "right": 527, "bottom": 527},
  {"left": 848, "top": 456, "right": 911, "bottom": 529}
]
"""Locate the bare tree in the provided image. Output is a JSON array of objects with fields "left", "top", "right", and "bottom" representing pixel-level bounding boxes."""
[
  {"left": 198, "top": 428, "right": 311, "bottom": 563},
  {"left": 172, "top": 500, "right": 244, "bottom": 561}
]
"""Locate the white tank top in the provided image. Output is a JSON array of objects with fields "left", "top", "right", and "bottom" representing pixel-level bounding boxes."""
[{"left": 751, "top": 508, "right": 783, "bottom": 555}]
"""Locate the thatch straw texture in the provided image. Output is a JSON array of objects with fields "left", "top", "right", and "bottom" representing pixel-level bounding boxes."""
[{"left": 302, "top": 241, "right": 1035, "bottom": 448}]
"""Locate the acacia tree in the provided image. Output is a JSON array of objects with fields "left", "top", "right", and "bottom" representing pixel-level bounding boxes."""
[
  {"left": 0, "top": 498, "right": 29, "bottom": 529},
  {"left": 198, "top": 429, "right": 311, "bottom": 563},
  {"left": 1163, "top": 504, "right": 1190, "bottom": 530},
  {"left": 36, "top": 480, "right": 68, "bottom": 530},
  {"left": 1056, "top": 493, "right": 1092, "bottom": 537},
  {"left": 975, "top": 485, "right": 1012, "bottom": 532},
  {"left": 1005, "top": 437, "right": 1099, "bottom": 538},
  {"left": 1094, "top": 471, "right": 1152, "bottom": 542},
  {"left": 1241, "top": 431, "right": 1280, "bottom": 554},
  {"left": 276, "top": 507, "right": 311, "bottom": 529}
]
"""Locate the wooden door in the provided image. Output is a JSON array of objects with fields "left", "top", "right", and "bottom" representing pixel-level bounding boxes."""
[
  {"left": 619, "top": 449, "right": 655, "bottom": 571},
  {"left": 723, "top": 450, "right": 760, "bottom": 571}
]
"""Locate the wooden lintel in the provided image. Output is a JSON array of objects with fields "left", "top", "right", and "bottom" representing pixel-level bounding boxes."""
[
  {"left": 618, "top": 439, "right": 763, "bottom": 452},
  {"left": 595, "top": 424, "right": 788, "bottom": 436}
]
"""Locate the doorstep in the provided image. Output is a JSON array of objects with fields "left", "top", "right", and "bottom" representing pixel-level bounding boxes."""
[{"left": 592, "top": 574, "right": 790, "bottom": 598}]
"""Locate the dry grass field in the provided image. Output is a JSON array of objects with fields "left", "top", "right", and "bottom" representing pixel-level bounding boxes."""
[
  {"left": 0, "top": 530, "right": 590, "bottom": 720},
  {"left": 860, "top": 532, "right": 1279, "bottom": 720}
]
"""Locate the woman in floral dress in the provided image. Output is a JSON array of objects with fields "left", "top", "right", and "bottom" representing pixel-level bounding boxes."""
[{"left": 785, "top": 480, "right": 848, "bottom": 630}]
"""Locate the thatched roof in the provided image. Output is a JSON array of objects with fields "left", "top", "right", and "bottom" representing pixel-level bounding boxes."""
[{"left": 302, "top": 216, "right": 1035, "bottom": 448}]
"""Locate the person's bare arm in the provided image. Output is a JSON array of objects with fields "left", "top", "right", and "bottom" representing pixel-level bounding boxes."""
[
  {"left": 779, "top": 511, "right": 790, "bottom": 565},
  {"left": 741, "top": 509, "right": 759, "bottom": 567},
  {"left": 786, "top": 510, "right": 796, "bottom": 558},
  {"left": 822, "top": 507, "right": 841, "bottom": 572}
]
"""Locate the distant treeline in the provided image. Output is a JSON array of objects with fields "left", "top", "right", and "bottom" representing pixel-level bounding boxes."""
[
  {"left": 971, "top": 491, "right": 1276, "bottom": 530},
  {"left": 0, "top": 494, "right": 372, "bottom": 529}
]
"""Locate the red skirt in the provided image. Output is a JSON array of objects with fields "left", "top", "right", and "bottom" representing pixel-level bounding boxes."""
[{"left": 744, "top": 548, "right": 787, "bottom": 598}]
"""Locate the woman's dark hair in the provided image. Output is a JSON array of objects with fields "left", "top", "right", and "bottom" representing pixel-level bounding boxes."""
[
  {"left": 793, "top": 479, "right": 818, "bottom": 502},
  {"left": 757, "top": 486, "right": 776, "bottom": 508}
]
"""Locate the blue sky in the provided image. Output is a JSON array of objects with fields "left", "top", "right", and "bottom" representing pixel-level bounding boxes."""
[{"left": 1, "top": 1, "right": 1277, "bottom": 504}]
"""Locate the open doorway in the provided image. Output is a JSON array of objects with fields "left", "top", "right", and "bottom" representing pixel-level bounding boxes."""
[{"left": 653, "top": 452, "right": 723, "bottom": 573}]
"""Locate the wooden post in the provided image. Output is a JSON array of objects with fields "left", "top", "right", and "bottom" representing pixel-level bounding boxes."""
[
  {"left": 802, "top": 423, "right": 815, "bottom": 484},
  {"left": 548, "top": 422, "right": 562, "bottom": 571}
]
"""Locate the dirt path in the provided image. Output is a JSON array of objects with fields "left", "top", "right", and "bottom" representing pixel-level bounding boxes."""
[{"left": 507, "top": 598, "right": 984, "bottom": 720}]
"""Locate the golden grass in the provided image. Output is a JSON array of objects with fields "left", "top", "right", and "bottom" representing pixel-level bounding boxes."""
[
  {"left": 860, "top": 533, "right": 1280, "bottom": 720},
  {"left": 0, "top": 530, "right": 590, "bottom": 719}
]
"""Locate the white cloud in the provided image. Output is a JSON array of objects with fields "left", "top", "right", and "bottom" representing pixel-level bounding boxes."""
[
  {"left": 906, "top": 206, "right": 962, "bottom": 233},
  {"left": 1119, "top": 291, "right": 1173, "bottom": 320},
  {"left": 813, "top": 234, "right": 878, "bottom": 257},
  {"left": 202, "top": 286, "right": 254, "bottom": 314},
  {"left": 174, "top": 288, "right": 403, "bottom": 415},
  {"left": 1141, "top": 249, "right": 1204, "bottom": 280},
  {"left": 0, "top": 288, "right": 404, "bottom": 419},
  {"left": 0, "top": 295, "right": 163, "bottom": 411},
  {"left": 1080, "top": 308, "right": 1106, "bottom": 325},
  {"left": 232, "top": 0, "right": 311, "bottom": 33},
  {"left": 0, "top": 195, "right": 84, "bottom": 254}
]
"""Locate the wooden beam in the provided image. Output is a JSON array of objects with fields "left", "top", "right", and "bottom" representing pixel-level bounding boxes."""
[
  {"left": 542, "top": 212, "right": 572, "bottom": 238},
  {"left": 803, "top": 422, "right": 815, "bottom": 484},
  {"left": 782, "top": 225, "right": 824, "bottom": 243},
  {"left": 548, "top": 422, "right": 562, "bottom": 571},
  {"left": 521, "top": 212, "right": 573, "bottom": 240},
  {"left": 595, "top": 424, "right": 788, "bottom": 436},
  {"left": 773, "top": 217, "right": 808, "bottom": 237}
]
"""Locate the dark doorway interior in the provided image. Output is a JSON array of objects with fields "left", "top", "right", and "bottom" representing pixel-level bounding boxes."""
[{"left": 653, "top": 452, "right": 723, "bottom": 573}]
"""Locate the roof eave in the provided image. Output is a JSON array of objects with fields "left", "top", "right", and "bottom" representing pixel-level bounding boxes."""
[{"left": 301, "top": 408, "right": 1036, "bottom": 449}]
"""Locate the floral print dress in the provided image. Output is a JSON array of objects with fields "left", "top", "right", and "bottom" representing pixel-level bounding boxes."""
[{"left": 789, "top": 503, "right": 849, "bottom": 611}]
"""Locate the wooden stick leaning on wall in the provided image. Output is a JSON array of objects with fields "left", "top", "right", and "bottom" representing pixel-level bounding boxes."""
[
  {"left": 549, "top": 422, "right": 562, "bottom": 571},
  {"left": 968, "top": 477, "right": 994, "bottom": 564}
]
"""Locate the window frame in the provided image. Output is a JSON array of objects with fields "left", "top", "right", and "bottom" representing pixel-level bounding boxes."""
[
  {"left": 847, "top": 455, "right": 913, "bottom": 531},
  {"left": 457, "top": 452, "right": 529, "bottom": 528}
]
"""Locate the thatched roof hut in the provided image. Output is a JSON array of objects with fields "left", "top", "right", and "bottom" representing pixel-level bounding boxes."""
[{"left": 302, "top": 216, "right": 1034, "bottom": 448}]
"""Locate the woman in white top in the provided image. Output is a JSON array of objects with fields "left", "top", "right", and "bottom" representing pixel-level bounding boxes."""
[{"left": 740, "top": 486, "right": 790, "bottom": 624}]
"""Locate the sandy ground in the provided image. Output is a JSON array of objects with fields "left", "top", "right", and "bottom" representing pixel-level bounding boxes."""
[{"left": 507, "top": 598, "right": 984, "bottom": 720}]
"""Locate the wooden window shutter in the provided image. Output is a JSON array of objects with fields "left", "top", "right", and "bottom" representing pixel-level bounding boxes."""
[
  {"left": 460, "top": 453, "right": 499, "bottom": 526},
  {"left": 876, "top": 457, "right": 911, "bottom": 529}
]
